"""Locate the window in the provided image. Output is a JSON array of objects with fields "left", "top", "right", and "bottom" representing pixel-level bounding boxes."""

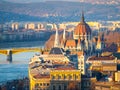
[
  {"left": 58, "top": 75, "right": 61, "bottom": 80},
  {"left": 76, "top": 75, "right": 78, "bottom": 79},
  {"left": 59, "top": 85, "right": 61, "bottom": 90},
  {"left": 64, "top": 75, "right": 67, "bottom": 80},
  {"left": 84, "top": 82, "right": 87, "bottom": 87},
  {"left": 53, "top": 85, "right": 55, "bottom": 90},
  {"left": 43, "top": 83, "right": 46, "bottom": 86},
  {"left": 64, "top": 85, "right": 67, "bottom": 90},
  {"left": 47, "top": 83, "right": 49, "bottom": 86},
  {"left": 69, "top": 75, "right": 72, "bottom": 80},
  {"left": 35, "top": 89, "right": 39, "bottom": 90},
  {"left": 52, "top": 75, "right": 55, "bottom": 79},
  {"left": 39, "top": 83, "right": 42, "bottom": 86},
  {"left": 35, "top": 83, "right": 39, "bottom": 88}
]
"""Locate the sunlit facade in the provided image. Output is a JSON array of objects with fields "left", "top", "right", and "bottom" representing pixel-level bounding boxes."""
[{"left": 29, "top": 47, "right": 81, "bottom": 90}]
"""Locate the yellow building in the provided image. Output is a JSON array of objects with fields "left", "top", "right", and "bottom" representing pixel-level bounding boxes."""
[
  {"left": 115, "top": 71, "right": 120, "bottom": 82},
  {"left": 29, "top": 47, "right": 81, "bottom": 90},
  {"left": 37, "top": 23, "right": 44, "bottom": 30},
  {"left": 29, "top": 65, "right": 81, "bottom": 90},
  {"left": 11, "top": 23, "right": 19, "bottom": 30},
  {"left": 29, "top": 69, "right": 50, "bottom": 90},
  {"left": 51, "top": 69, "right": 81, "bottom": 90},
  {"left": 95, "top": 82, "right": 120, "bottom": 90},
  {"left": 25, "top": 23, "right": 35, "bottom": 30},
  {"left": 29, "top": 69, "right": 81, "bottom": 90},
  {"left": 86, "top": 55, "right": 117, "bottom": 72}
]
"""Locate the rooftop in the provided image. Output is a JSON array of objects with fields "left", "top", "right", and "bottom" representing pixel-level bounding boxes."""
[
  {"left": 88, "top": 56, "right": 116, "bottom": 61},
  {"left": 65, "top": 39, "right": 76, "bottom": 47},
  {"left": 49, "top": 47, "right": 64, "bottom": 54},
  {"left": 54, "top": 65, "right": 75, "bottom": 70},
  {"left": 33, "top": 74, "right": 50, "bottom": 79}
]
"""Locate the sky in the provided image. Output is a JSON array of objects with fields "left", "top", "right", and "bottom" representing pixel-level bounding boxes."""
[{"left": 3, "top": 0, "right": 80, "bottom": 3}]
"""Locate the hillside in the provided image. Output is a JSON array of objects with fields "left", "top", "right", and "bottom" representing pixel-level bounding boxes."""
[
  {"left": 81, "top": 0, "right": 120, "bottom": 5},
  {"left": 0, "top": 1, "right": 120, "bottom": 22},
  {"left": 3, "top": 0, "right": 120, "bottom": 5}
]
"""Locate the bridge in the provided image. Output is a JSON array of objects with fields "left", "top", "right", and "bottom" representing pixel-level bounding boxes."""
[{"left": 0, "top": 48, "right": 43, "bottom": 62}]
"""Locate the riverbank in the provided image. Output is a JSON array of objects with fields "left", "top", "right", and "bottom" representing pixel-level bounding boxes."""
[{"left": 0, "top": 41, "right": 45, "bottom": 49}]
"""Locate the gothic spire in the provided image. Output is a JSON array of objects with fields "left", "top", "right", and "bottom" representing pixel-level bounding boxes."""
[
  {"left": 81, "top": 11, "right": 85, "bottom": 23},
  {"left": 63, "top": 28, "right": 66, "bottom": 40},
  {"left": 54, "top": 28, "right": 59, "bottom": 47}
]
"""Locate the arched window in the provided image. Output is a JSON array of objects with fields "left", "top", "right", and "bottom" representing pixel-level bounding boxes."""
[
  {"left": 35, "top": 83, "right": 39, "bottom": 88},
  {"left": 58, "top": 75, "right": 61, "bottom": 80},
  {"left": 64, "top": 75, "right": 67, "bottom": 80},
  {"left": 69, "top": 75, "right": 72, "bottom": 80},
  {"left": 59, "top": 85, "right": 61, "bottom": 90},
  {"left": 52, "top": 75, "right": 55, "bottom": 79},
  {"left": 64, "top": 85, "right": 67, "bottom": 90},
  {"left": 53, "top": 85, "right": 55, "bottom": 90}
]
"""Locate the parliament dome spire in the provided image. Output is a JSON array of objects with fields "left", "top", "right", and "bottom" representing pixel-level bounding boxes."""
[
  {"left": 81, "top": 11, "right": 85, "bottom": 23},
  {"left": 73, "top": 11, "right": 91, "bottom": 40}
]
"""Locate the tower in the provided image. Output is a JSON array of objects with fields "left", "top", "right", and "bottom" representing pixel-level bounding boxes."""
[
  {"left": 96, "top": 36, "right": 101, "bottom": 50},
  {"left": 63, "top": 29, "right": 66, "bottom": 41},
  {"left": 54, "top": 29, "right": 60, "bottom": 47},
  {"left": 77, "top": 52, "right": 86, "bottom": 75},
  {"left": 61, "top": 29, "right": 66, "bottom": 48}
]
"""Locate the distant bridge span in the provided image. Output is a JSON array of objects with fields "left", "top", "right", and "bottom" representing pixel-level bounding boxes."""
[
  {"left": 0, "top": 48, "right": 42, "bottom": 55},
  {"left": 0, "top": 48, "right": 43, "bottom": 62}
]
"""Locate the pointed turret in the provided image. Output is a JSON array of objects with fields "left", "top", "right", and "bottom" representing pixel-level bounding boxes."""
[
  {"left": 54, "top": 29, "right": 60, "bottom": 47},
  {"left": 96, "top": 35, "right": 102, "bottom": 50},
  {"left": 63, "top": 29, "right": 66, "bottom": 40},
  {"left": 81, "top": 11, "right": 85, "bottom": 23},
  {"left": 77, "top": 39, "right": 82, "bottom": 50}
]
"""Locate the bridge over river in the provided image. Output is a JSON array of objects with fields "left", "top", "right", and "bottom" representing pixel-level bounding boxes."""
[{"left": 0, "top": 48, "right": 43, "bottom": 62}]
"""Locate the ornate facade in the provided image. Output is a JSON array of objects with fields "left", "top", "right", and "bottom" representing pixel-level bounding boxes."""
[
  {"left": 29, "top": 47, "right": 81, "bottom": 90},
  {"left": 60, "top": 13, "right": 92, "bottom": 53}
]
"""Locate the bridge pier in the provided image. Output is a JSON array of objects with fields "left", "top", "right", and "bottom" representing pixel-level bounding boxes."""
[{"left": 7, "top": 50, "right": 12, "bottom": 63}]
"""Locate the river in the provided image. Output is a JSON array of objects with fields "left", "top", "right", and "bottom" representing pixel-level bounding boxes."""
[{"left": 0, "top": 41, "right": 45, "bottom": 83}]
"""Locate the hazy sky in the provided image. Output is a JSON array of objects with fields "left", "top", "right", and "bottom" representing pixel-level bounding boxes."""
[{"left": 4, "top": 0, "right": 80, "bottom": 3}]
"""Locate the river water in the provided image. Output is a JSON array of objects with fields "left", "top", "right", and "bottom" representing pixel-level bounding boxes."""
[{"left": 0, "top": 41, "right": 45, "bottom": 84}]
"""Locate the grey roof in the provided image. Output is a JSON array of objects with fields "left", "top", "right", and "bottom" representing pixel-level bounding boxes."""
[{"left": 49, "top": 47, "right": 64, "bottom": 54}]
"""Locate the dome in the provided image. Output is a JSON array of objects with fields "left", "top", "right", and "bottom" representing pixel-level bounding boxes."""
[
  {"left": 74, "top": 22, "right": 91, "bottom": 35},
  {"left": 74, "top": 13, "right": 91, "bottom": 38}
]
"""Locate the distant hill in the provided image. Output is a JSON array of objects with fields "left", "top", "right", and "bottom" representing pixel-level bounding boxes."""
[
  {"left": 0, "top": 1, "right": 120, "bottom": 23},
  {"left": 3, "top": 0, "right": 120, "bottom": 5},
  {"left": 81, "top": 0, "right": 120, "bottom": 5}
]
